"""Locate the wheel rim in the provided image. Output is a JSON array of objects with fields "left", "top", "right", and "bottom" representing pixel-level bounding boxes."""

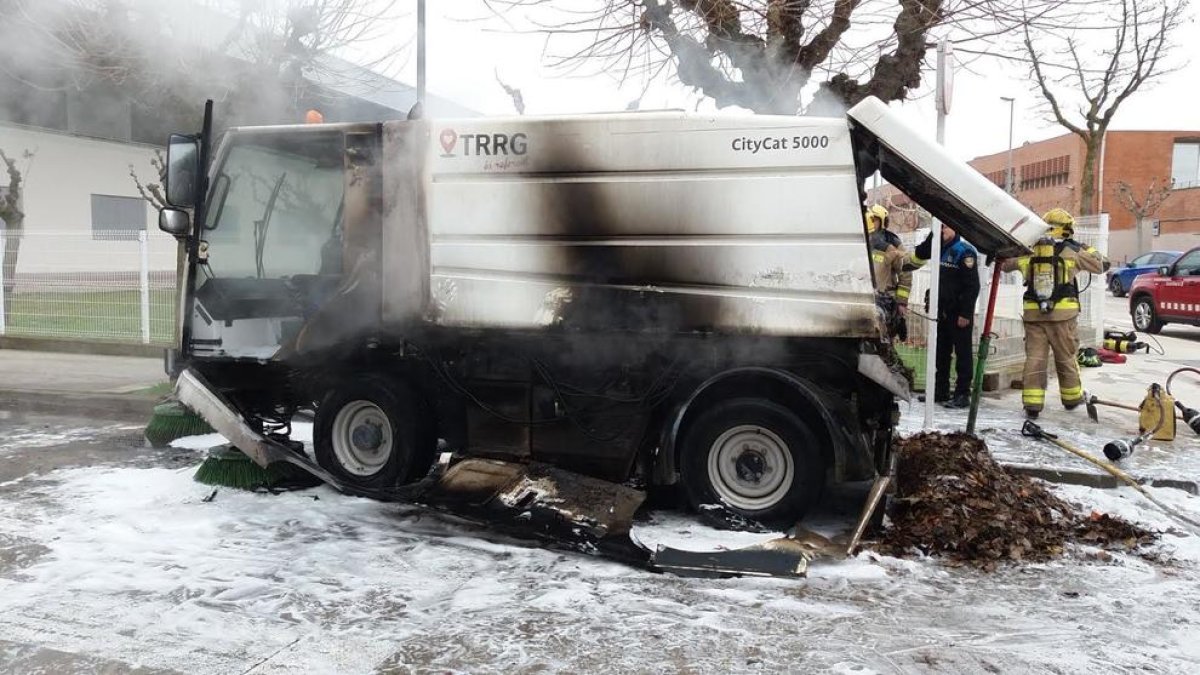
[
  {"left": 1134, "top": 301, "right": 1152, "bottom": 330},
  {"left": 1110, "top": 278, "right": 1121, "bottom": 293},
  {"left": 706, "top": 425, "right": 795, "bottom": 511},
  {"left": 330, "top": 400, "right": 393, "bottom": 477}
]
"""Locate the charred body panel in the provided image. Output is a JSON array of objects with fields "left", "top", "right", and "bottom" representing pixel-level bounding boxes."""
[{"left": 384, "top": 114, "right": 880, "bottom": 337}]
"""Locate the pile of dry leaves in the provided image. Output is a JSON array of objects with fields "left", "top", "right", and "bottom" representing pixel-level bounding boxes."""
[{"left": 873, "top": 432, "right": 1157, "bottom": 569}]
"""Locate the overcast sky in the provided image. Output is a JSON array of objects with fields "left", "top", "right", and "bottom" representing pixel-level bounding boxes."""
[{"left": 383, "top": 1, "right": 1198, "bottom": 163}]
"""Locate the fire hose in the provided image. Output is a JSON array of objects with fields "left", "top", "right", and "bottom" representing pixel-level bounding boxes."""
[
  {"left": 1021, "top": 420, "right": 1200, "bottom": 535},
  {"left": 1166, "top": 367, "right": 1200, "bottom": 436},
  {"left": 1100, "top": 384, "right": 1168, "bottom": 461}
]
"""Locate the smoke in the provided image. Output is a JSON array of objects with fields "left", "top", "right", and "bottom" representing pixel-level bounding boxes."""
[{"left": 0, "top": 0, "right": 414, "bottom": 140}]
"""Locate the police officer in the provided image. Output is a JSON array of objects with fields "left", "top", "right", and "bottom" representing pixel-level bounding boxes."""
[
  {"left": 1000, "top": 208, "right": 1107, "bottom": 419},
  {"left": 912, "top": 223, "right": 980, "bottom": 408},
  {"left": 865, "top": 204, "right": 913, "bottom": 340}
]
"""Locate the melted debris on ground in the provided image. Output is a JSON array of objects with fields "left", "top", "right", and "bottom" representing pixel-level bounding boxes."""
[{"left": 873, "top": 432, "right": 1157, "bottom": 570}]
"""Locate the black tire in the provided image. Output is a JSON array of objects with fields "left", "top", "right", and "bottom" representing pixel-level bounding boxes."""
[
  {"left": 314, "top": 377, "right": 436, "bottom": 489},
  {"left": 679, "top": 397, "right": 824, "bottom": 528},
  {"left": 1109, "top": 276, "right": 1125, "bottom": 297},
  {"left": 1131, "top": 296, "right": 1164, "bottom": 334}
]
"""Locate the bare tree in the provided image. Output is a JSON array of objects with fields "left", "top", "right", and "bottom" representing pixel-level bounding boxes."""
[
  {"left": 1023, "top": 0, "right": 1185, "bottom": 215},
  {"left": 1114, "top": 177, "right": 1174, "bottom": 254},
  {"left": 481, "top": 0, "right": 1099, "bottom": 114},
  {"left": 0, "top": 147, "right": 34, "bottom": 323},
  {"left": 129, "top": 151, "right": 168, "bottom": 210},
  {"left": 2, "top": 0, "right": 410, "bottom": 123}
]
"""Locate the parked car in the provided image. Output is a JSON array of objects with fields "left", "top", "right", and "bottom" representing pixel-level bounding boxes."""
[
  {"left": 1128, "top": 246, "right": 1200, "bottom": 333},
  {"left": 1108, "top": 250, "right": 1182, "bottom": 297}
]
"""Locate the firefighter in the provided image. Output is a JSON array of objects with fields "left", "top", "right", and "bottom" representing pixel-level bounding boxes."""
[
  {"left": 1001, "top": 208, "right": 1107, "bottom": 418},
  {"left": 865, "top": 204, "right": 912, "bottom": 340},
  {"left": 911, "top": 223, "right": 980, "bottom": 408}
]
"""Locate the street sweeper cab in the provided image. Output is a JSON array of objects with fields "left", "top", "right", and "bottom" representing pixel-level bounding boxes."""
[{"left": 157, "top": 97, "right": 1045, "bottom": 575}]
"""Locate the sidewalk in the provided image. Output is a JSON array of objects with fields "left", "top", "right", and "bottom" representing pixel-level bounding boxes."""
[
  {"left": 0, "top": 349, "right": 167, "bottom": 419},
  {"left": 900, "top": 313, "right": 1200, "bottom": 494}
]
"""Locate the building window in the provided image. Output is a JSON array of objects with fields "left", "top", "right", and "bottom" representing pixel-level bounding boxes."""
[
  {"left": 1019, "top": 155, "right": 1070, "bottom": 191},
  {"left": 1172, "top": 141, "right": 1200, "bottom": 189},
  {"left": 91, "top": 194, "right": 146, "bottom": 240},
  {"left": 983, "top": 169, "right": 1008, "bottom": 188}
]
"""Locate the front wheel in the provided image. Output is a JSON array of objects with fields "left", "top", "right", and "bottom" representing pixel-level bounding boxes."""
[
  {"left": 679, "top": 398, "right": 824, "bottom": 528},
  {"left": 1109, "top": 276, "right": 1125, "bottom": 297},
  {"left": 314, "top": 377, "right": 435, "bottom": 489},
  {"left": 1131, "top": 297, "right": 1163, "bottom": 334}
]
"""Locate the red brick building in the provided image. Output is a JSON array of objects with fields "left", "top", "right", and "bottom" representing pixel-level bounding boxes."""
[{"left": 872, "top": 130, "right": 1200, "bottom": 260}]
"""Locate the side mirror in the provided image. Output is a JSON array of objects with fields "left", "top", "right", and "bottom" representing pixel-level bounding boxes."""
[
  {"left": 1158, "top": 265, "right": 1171, "bottom": 276},
  {"left": 165, "top": 133, "right": 201, "bottom": 208},
  {"left": 159, "top": 207, "right": 191, "bottom": 237}
]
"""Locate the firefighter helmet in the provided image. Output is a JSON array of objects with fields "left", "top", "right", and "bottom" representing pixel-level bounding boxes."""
[
  {"left": 865, "top": 204, "right": 889, "bottom": 232},
  {"left": 1043, "top": 208, "right": 1075, "bottom": 238}
]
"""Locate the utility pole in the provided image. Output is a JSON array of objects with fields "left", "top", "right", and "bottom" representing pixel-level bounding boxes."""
[
  {"left": 1001, "top": 96, "right": 1015, "bottom": 194},
  {"left": 924, "top": 40, "right": 952, "bottom": 429},
  {"left": 417, "top": 0, "right": 426, "bottom": 111}
]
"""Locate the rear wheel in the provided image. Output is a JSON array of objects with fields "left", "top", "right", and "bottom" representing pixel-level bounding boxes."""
[
  {"left": 1131, "top": 296, "right": 1163, "bottom": 334},
  {"left": 315, "top": 377, "right": 435, "bottom": 489},
  {"left": 1109, "top": 276, "right": 1125, "bottom": 297},
  {"left": 679, "top": 398, "right": 824, "bottom": 528}
]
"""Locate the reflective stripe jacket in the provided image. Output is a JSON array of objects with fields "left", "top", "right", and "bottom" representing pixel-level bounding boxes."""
[
  {"left": 869, "top": 228, "right": 913, "bottom": 303},
  {"left": 1001, "top": 238, "right": 1106, "bottom": 322},
  {"left": 911, "top": 233, "right": 981, "bottom": 321}
]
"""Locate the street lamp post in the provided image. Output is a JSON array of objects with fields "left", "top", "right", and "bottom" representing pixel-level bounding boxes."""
[
  {"left": 1001, "top": 96, "right": 1015, "bottom": 194},
  {"left": 417, "top": 0, "right": 426, "bottom": 111}
]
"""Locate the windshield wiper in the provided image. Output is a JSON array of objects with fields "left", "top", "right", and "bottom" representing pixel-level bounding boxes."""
[{"left": 255, "top": 172, "right": 287, "bottom": 279}]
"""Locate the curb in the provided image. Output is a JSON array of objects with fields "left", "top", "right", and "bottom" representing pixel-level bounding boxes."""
[
  {"left": 1006, "top": 463, "right": 1199, "bottom": 495},
  {"left": 0, "top": 337, "right": 167, "bottom": 359},
  {"left": 0, "top": 389, "right": 158, "bottom": 422}
]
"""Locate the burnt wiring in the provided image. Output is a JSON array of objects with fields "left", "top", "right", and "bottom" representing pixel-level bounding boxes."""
[{"left": 531, "top": 357, "right": 683, "bottom": 443}]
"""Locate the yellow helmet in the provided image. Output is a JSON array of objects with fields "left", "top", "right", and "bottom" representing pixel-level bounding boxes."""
[
  {"left": 865, "top": 204, "right": 889, "bottom": 232},
  {"left": 1043, "top": 208, "right": 1075, "bottom": 238}
]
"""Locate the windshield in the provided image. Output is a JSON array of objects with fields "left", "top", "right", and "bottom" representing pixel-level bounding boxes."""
[{"left": 201, "top": 132, "right": 344, "bottom": 281}]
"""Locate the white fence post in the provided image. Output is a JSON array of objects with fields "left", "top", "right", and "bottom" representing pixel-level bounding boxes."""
[
  {"left": 139, "top": 230, "right": 150, "bottom": 344},
  {"left": 0, "top": 231, "right": 7, "bottom": 335}
]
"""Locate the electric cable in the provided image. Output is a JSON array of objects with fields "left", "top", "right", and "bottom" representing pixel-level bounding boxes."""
[{"left": 1143, "top": 332, "right": 1166, "bottom": 356}]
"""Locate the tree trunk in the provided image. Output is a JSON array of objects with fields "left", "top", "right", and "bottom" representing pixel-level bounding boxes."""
[{"left": 1079, "top": 136, "right": 1099, "bottom": 216}]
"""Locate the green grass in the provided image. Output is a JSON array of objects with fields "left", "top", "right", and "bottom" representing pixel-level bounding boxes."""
[
  {"left": 4, "top": 290, "right": 176, "bottom": 344},
  {"left": 896, "top": 344, "right": 929, "bottom": 393},
  {"left": 136, "top": 381, "right": 174, "bottom": 397}
]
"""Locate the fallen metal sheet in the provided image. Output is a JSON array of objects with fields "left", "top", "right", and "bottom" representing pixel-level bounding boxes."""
[
  {"left": 420, "top": 458, "right": 646, "bottom": 544},
  {"left": 651, "top": 537, "right": 813, "bottom": 578}
]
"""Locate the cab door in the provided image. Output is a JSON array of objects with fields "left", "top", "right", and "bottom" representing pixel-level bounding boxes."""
[{"left": 1163, "top": 249, "right": 1200, "bottom": 320}]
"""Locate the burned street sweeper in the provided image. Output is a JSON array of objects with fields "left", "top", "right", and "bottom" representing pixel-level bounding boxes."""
[{"left": 157, "top": 97, "right": 1045, "bottom": 573}]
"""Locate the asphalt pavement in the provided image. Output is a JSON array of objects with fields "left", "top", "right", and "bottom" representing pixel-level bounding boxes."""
[{"left": 0, "top": 349, "right": 166, "bottom": 420}]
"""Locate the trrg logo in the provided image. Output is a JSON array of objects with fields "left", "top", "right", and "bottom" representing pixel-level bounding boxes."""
[{"left": 439, "top": 129, "right": 529, "bottom": 158}]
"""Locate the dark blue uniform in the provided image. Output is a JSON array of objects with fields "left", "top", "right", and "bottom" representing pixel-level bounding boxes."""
[{"left": 915, "top": 232, "right": 981, "bottom": 402}]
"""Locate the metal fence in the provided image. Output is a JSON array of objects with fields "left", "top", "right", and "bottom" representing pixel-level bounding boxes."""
[
  {"left": 0, "top": 229, "right": 178, "bottom": 345},
  {"left": 896, "top": 215, "right": 1109, "bottom": 391}
]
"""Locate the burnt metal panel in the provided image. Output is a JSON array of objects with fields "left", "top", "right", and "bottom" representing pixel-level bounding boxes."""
[{"left": 408, "top": 112, "right": 879, "bottom": 337}]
